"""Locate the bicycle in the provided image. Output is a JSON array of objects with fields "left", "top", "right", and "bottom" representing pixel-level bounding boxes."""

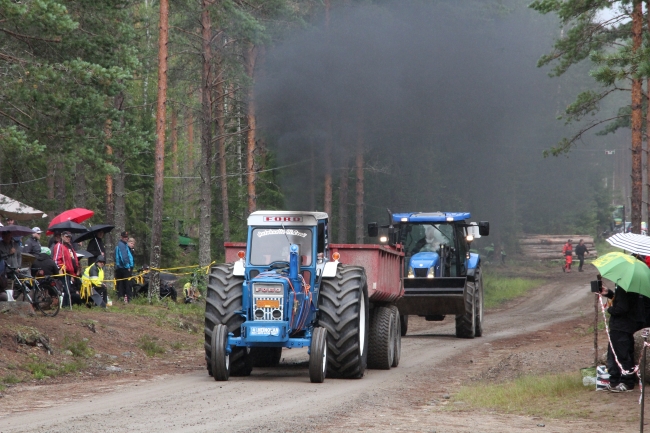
[{"left": 7, "top": 265, "right": 61, "bottom": 317}]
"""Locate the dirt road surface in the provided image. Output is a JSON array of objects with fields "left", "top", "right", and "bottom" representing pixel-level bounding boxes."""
[{"left": 0, "top": 272, "right": 635, "bottom": 432}]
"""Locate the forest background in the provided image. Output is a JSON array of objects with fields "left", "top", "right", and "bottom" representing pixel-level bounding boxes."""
[{"left": 0, "top": 0, "right": 641, "bottom": 271}]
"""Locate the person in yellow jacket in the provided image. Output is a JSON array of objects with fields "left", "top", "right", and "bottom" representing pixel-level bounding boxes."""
[{"left": 81, "top": 255, "right": 107, "bottom": 308}]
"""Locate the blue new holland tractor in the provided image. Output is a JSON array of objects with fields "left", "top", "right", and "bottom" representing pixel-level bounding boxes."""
[
  {"left": 369, "top": 212, "right": 489, "bottom": 338},
  {"left": 204, "top": 211, "right": 370, "bottom": 383}
]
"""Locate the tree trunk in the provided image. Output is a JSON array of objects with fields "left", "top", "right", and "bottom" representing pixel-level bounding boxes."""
[
  {"left": 198, "top": 0, "right": 212, "bottom": 268},
  {"left": 337, "top": 153, "right": 349, "bottom": 243},
  {"left": 324, "top": 131, "right": 333, "bottom": 217},
  {"left": 47, "top": 164, "right": 55, "bottom": 200},
  {"left": 113, "top": 150, "right": 126, "bottom": 237},
  {"left": 149, "top": 0, "right": 169, "bottom": 301},
  {"left": 74, "top": 162, "right": 87, "bottom": 208},
  {"left": 187, "top": 109, "right": 194, "bottom": 174},
  {"left": 244, "top": 44, "right": 258, "bottom": 216},
  {"left": 171, "top": 108, "right": 178, "bottom": 176},
  {"left": 54, "top": 160, "right": 66, "bottom": 215},
  {"left": 630, "top": 0, "right": 643, "bottom": 234},
  {"left": 310, "top": 146, "right": 315, "bottom": 210},
  {"left": 355, "top": 127, "right": 364, "bottom": 244},
  {"left": 215, "top": 46, "right": 230, "bottom": 242},
  {"left": 646, "top": 1, "right": 650, "bottom": 226}
]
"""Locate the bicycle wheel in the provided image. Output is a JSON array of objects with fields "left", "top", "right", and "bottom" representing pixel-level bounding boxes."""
[{"left": 34, "top": 282, "right": 60, "bottom": 317}]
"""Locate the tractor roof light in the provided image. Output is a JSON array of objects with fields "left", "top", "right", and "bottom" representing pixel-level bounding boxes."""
[
  {"left": 400, "top": 217, "right": 408, "bottom": 222},
  {"left": 466, "top": 235, "right": 474, "bottom": 243},
  {"left": 379, "top": 235, "right": 388, "bottom": 243},
  {"left": 237, "top": 250, "right": 245, "bottom": 260},
  {"left": 446, "top": 216, "right": 454, "bottom": 222}
]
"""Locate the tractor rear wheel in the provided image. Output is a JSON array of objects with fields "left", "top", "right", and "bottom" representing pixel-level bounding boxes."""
[
  {"left": 250, "top": 347, "right": 282, "bottom": 367},
  {"left": 205, "top": 263, "right": 252, "bottom": 377},
  {"left": 474, "top": 270, "right": 484, "bottom": 337},
  {"left": 390, "top": 306, "right": 401, "bottom": 368},
  {"left": 318, "top": 265, "right": 369, "bottom": 379},
  {"left": 367, "top": 306, "right": 395, "bottom": 370},
  {"left": 455, "top": 279, "right": 476, "bottom": 339},
  {"left": 400, "top": 314, "right": 408, "bottom": 336}
]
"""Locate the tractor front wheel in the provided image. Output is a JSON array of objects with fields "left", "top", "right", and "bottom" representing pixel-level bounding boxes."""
[
  {"left": 455, "top": 280, "right": 476, "bottom": 339},
  {"left": 309, "top": 327, "right": 328, "bottom": 383},
  {"left": 211, "top": 324, "right": 230, "bottom": 381}
]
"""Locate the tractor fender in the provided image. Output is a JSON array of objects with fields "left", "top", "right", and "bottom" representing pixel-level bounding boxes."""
[
  {"left": 467, "top": 253, "right": 480, "bottom": 271},
  {"left": 321, "top": 261, "right": 339, "bottom": 278},
  {"left": 233, "top": 260, "right": 245, "bottom": 277}
]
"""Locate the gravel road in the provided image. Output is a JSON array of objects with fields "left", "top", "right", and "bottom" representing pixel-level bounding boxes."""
[{"left": 1, "top": 273, "right": 595, "bottom": 432}]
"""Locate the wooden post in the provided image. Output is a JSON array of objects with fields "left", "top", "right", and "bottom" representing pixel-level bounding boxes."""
[{"left": 594, "top": 293, "right": 599, "bottom": 366}]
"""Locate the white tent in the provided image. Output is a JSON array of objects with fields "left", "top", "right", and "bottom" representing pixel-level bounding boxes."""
[{"left": 0, "top": 193, "right": 47, "bottom": 221}]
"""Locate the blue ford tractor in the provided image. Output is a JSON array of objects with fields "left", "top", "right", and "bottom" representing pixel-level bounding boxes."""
[
  {"left": 369, "top": 212, "right": 489, "bottom": 338},
  {"left": 204, "top": 211, "right": 370, "bottom": 383}
]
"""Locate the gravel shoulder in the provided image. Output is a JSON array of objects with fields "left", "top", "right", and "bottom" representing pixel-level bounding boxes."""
[{"left": 1, "top": 270, "right": 641, "bottom": 432}]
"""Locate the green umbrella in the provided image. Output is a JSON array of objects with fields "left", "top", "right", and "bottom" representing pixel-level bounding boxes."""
[{"left": 592, "top": 252, "right": 650, "bottom": 298}]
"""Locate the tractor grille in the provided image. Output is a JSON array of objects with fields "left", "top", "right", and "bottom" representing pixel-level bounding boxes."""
[
  {"left": 414, "top": 268, "right": 428, "bottom": 278},
  {"left": 253, "top": 295, "right": 284, "bottom": 321}
]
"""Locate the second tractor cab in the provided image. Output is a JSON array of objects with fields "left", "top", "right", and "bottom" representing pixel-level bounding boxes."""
[{"left": 369, "top": 211, "right": 489, "bottom": 338}]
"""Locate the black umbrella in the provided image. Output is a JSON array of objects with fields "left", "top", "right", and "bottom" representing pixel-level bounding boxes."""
[
  {"left": 73, "top": 224, "right": 114, "bottom": 243},
  {"left": 0, "top": 224, "right": 35, "bottom": 237},
  {"left": 48, "top": 221, "right": 89, "bottom": 234}
]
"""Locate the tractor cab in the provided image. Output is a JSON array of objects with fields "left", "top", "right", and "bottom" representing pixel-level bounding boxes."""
[{"left": 236, "top": 211, "right": 329, "bottom": 344}]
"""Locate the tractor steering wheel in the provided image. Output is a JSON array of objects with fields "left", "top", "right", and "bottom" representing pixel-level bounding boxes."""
[{"left": 268, "top": 261, "right": 290, "bottom": 270}]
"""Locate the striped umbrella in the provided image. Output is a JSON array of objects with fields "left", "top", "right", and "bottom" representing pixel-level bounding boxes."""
[{"left": 606, "top": 233, "right": 650, "bottom": 255}]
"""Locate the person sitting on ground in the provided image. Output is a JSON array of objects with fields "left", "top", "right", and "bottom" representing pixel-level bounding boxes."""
[
  {"left": 31, "top": 247, "right": 59, "bottom": 277},
  {"left": 599, "top": 277, "right": 646, "bottom": 392},
  {"left": 23, "top": 227, "right": 43, "bottom": 255},
  {"left": 81, "top": 255, "right": 107, "bottom": 308},
  {"left": 183, "top": 281, "right": 201, "bottom": 304}
]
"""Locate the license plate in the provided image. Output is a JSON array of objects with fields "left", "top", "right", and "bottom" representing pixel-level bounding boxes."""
[
  {"left": 256, "top": 299, "right": 280, "bottom": 309},
  {"left": 250, "top": 327, "right": 279, "bottom": 336}
]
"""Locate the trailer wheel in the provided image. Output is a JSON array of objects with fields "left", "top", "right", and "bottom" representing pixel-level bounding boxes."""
[
  {"left": 309, "top": 327, "right": 328, "bottom": 383},
  {"left": 250, "top": 347, "right": 282, "bottom": 367},
  {"left": 400, "top": 314, "right": 408, "bottom": 336},
  {"left": 367, "top": 306, "right": 395, "bottom": 370},
  {"left": 390, "top": 306, "right": 401, "bottom": 368},
  {"left": 474, "top": 270, "right": 484, "bottom": 337},
  {"left": 455, "top": 280, "right": 476, "bottom": 339},
  {"left": 205, "top": 263, "right": 252, "bottom": 377},
  {"left": 318, "top": 265, "right": 369, "bottom": 379},
  {"left": 211, "top": 324, "right": 230, "bottom": 381}
]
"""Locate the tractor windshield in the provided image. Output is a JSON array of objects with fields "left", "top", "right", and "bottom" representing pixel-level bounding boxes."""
[
  {"left": 402, "top": 223, "right": 454, "bottom": 257},
  {"left": 250, "top": 227, "right": 313, "bottom": 266}
]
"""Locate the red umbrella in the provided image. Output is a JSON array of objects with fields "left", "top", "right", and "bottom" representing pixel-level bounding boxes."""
[{"left": 48, "top": 208, "right": 94, "bottom": 228}]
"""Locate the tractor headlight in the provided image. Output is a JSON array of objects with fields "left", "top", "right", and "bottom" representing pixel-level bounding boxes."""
[
  {"left": 427, "top": 267, "right": 434, "bottom": 278},
  {"left": 407, "top": 266, "right": 414, "bottom": 278}
]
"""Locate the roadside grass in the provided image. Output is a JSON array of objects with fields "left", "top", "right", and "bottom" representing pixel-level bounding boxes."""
[
  {"left": 110, "top": 296, "right": 203, "bottom": 330},
  {"left": 24, "top": 355, "right": 86, "bottom": 380},
  {"left": 483, "top": 269, "right": 545, "bottom": 309},
  {"left": 63, "top": 334, "right": 95, "bottom": 358},
  {"left": 138, "top": 335, "right": 166, "bottom": 357},
  {"left": 450, "top": 373, "right": 592, "bottom": 418}
]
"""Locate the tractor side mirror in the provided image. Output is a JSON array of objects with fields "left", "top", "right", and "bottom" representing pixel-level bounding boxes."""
[
  {"left": 478, "top": 221, "right": 490, "bottom": 236},
  {"left": 368, "top": 222, "right": 379, "bottom": 238}
]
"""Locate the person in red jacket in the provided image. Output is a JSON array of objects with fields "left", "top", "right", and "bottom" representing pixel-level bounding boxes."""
[
  {"left": 562, "top": 239, "right": 573, "bottom": 273},
  {"left": 52, "top": 231, "right": 82, "bottom": 306}
]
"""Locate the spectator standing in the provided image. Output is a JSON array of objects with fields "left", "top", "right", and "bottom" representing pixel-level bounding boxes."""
[
  {"left": 562, "top": 239, "right": 573, "bottom": 273},
  {"left": 0, "top": 230, "right": 20, "bottom": 292},
  {"left": 48, "top": 232, "right": 61, "bottom": 248},
  {"left": 52, "top": 231, "right": 82, "bottom": 306},
  {"left": 4, "top": 218, "right": 22, "bottom": 249},
  {"left": 600, "top": 281, "right": 646, "bottom": 392},
  {"left": 115, "top": 231, "right": 134, "bottom": 303},
  {"left": 23, "top": 227, "right": 43, "bottom": 255},
  {"left": 86, "top": 231, "right": 105, "bottom": 266},
  {"left": 574, "top": 239, "right": 590, "bottom": 272}
]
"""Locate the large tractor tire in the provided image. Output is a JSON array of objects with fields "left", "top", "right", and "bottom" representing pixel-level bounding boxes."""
[
  {"left": 250, "top": 347, "right": 282, "bottom": 367},
  {"left": 400, "top": 314, "right": 408, "bottom": 336},
  {"left": 318, "top": 265, "right": 369, "bottom": 379},
  {"left": 390, "top": 305, "right": 401, "bottom": 368},
  {"left": 367, "top": 306, "right": 395, "bottom": 370},
  {"left": 455, "top": 279, "right": 476, "bottom": 339},
  {"left": 204, "top": 263, "right": 252, "bottom": 377},
  {"left": 474, "top": 270, "right": 484, "bottom": 337}
]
